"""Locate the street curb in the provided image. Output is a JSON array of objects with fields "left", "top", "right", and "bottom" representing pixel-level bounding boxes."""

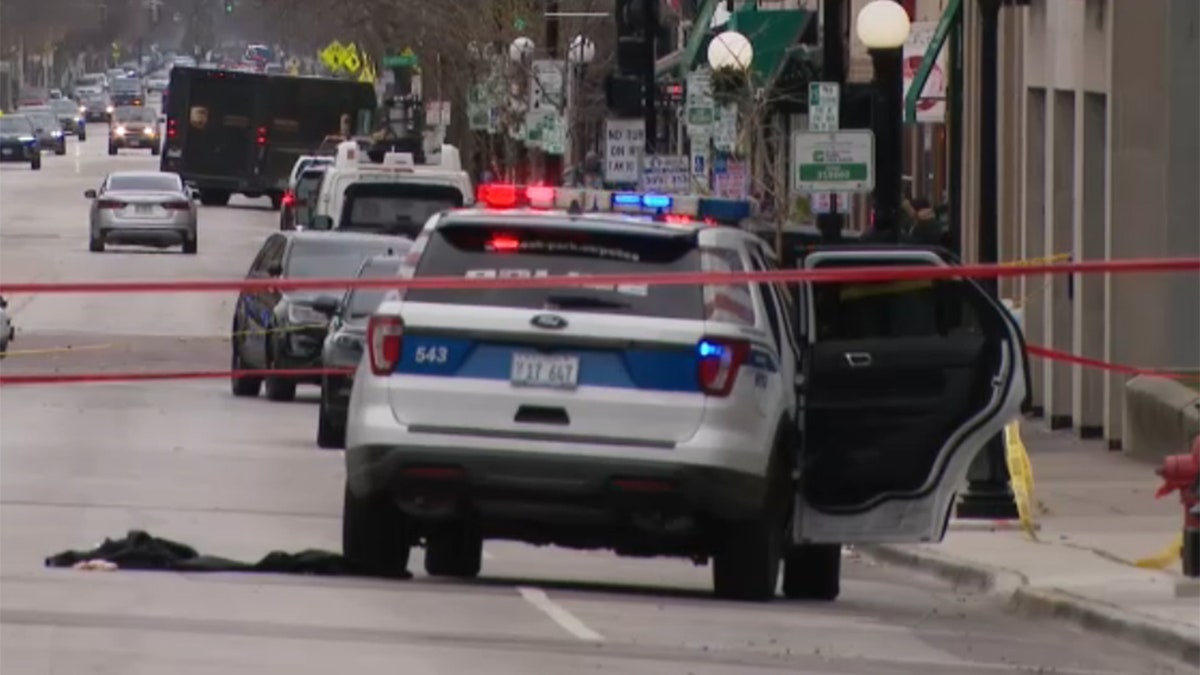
[{"left": 859, "top": 544, "right": 1199, "bottom": 666}]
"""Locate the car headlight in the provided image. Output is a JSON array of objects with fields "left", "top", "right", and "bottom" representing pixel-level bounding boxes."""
[
  {"left": 106, "top": 106, "right": 114, "bottom": 114},
  {"left": 143, "top": 127, "right": 155, "bottom": 136},
  {"left": 114, "top": 126, "right": 126, "bottom": 136},
  {"left": 287, "top": 303, "right": 327, "bottom": 325},
  {"left": 17, "top": 135, "right": 34, "bottom": 143},
  {"left": 51, "top": 129, "right": 62, "bottom": 137},
  {"left": 79, "top": 106, "right": 86, "bottom": 114}
]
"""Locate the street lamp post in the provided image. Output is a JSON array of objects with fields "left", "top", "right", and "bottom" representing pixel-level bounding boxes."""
[
  {"left": 565, "top": 34, "right": 595, "bottom": 178},
  {"left": 706, "top": 31, "right": 753, "bottom": 193},
  {"left": 855, "top": 0, "right": 910, "bottom": 243},
  {"left": 508, "top": 37, "right": 536, "bottom": 184}
]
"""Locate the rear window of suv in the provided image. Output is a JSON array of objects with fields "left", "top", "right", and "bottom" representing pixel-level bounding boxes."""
[{"left": 405, "top": 222, "right": 704, "bottom": 320}]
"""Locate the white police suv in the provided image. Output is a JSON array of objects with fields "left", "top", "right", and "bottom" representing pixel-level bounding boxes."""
[{"left": 342, "top": 184, "right": 1029, "bottom": 601}]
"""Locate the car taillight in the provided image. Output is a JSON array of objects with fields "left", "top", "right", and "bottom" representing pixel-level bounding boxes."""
[
  {"left": 696, "top": 338, "right": 750, "bottom": 397},
  {"left": 163, "top": 201, "right": 190, "bottom": 210},
  {"left": 167, "top": 118, "right": 178, "bottom": 138},
  {"left": 367, "top": 315, "right": 404, "bottom": 376},
  {"left": 97, "top": 200, "right": 125, "bottom": 210},
  {"left": 281, "top": 191, "right": 295, "bottom": 207},
  {"left": 255, "top": 125, "right": 267, "bottom": 146}
]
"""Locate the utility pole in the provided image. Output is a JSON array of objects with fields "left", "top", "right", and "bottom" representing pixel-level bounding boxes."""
[{"left": 640, "top": 0, "right": 657, "bottom": 156}]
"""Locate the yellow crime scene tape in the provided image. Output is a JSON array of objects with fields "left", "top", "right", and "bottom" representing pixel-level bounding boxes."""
[
  {"left": 1004, "top": 419, "right": 1038, "bottom": 541},
  {"left": 1135, "top": 534, "right": 1185, "bottom": 570},
  {"left": 1, "top": 324, "right": 325, "bottom": 359}
]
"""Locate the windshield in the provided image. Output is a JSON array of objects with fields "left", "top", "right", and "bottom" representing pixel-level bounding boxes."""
[
  {"left": 78, "top": 75, "right": 104, "bottom": 86},
  {"left": 50, "top": 101, "right": 78, "bottom": 115},
  {"left": 111, "top": 79, "right": 141, "bottom": 92},
  {"left": 285, "top": 239, "right": 402, "bottom": 279},
  {"left": 0, "top": 117, "right": 33, "bottom": 134},
  {"left": 346, "top": 258, "right": 405, "bottom": 317},
  {"left": 28, "top": 113, "right": 57, "bottom": 129},
  {"left": 296, "top": 173, "right": 325, "bottom": 202},
  {"left": 406, "top": 223, "right": 704, "bottom": 320},
  {"left": 115, "top": 107, "right": 156, "bottom": 122},
  {"left": 341, "top": 184, "right": 463, "bottom": 237},
  {"left": 107, "top": 174, "right": 181, "bottom": 192}
]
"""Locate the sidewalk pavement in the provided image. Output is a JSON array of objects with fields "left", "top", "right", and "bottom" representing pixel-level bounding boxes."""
[{"left": 861, "top": 421, "right": 1200, "bottom": 666}]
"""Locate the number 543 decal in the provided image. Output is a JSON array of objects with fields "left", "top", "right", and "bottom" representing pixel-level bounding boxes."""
[{"left": 413, "top": 345, "right": 448, "bottom": 364}]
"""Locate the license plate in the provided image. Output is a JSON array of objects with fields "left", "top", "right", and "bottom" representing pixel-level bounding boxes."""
[
  {"left": 510, "top": 353, "right": 579, "bottom": 389},
  {"left": 135, "top": 204, "right": 154, "bottom": 215}
]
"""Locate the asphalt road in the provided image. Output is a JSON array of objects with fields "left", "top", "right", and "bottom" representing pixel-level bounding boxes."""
[{"left": 0, "top": 134, "right": 1189, "bottom": 675}]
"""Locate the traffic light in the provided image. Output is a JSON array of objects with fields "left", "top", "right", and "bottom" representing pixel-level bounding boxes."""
[
  {"left": 224, "top": 0, "right": 234, "bottom": 13},
  {"left": 608, "top": 0, "right": 659, "bottom": 117}
]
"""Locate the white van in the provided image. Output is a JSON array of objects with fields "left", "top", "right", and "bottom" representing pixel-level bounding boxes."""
[{"left": 309, "top": 141, "right": 473, "bottom": 238}]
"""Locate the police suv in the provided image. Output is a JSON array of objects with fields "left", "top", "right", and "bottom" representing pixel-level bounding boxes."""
[
  {"left": 309, "top": 141, "right": 473, "bottom": 238},
  {"left": 342, "top": 184, "right": 1029, "bottom": 601}
]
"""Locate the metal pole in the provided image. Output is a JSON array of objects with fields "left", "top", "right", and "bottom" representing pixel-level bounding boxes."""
[
  {"left": 947, "top": 4, "right": 964, "bottom": 256},
  {"left": 544, "top": 0, "right": 564, "bottom": 184},
  {"left": 817, "top": 0, "right": 845, "bottom": 242},
  {"left": 642, "top": 0, "right": 657, "bottom": 155},
  {"left": 956, "top": 0, "right": 1018, "bottom": 520},
  {"left": 868, "top": 47, "right": 903, "bottom": 241}
]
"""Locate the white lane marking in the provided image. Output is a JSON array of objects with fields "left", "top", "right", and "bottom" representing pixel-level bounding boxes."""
[{"left": 517, "top": 586, "right": 603, "bottom": 642}]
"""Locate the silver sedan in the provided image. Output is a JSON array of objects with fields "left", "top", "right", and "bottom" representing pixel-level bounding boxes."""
[{"left": 86, "top": 171, "right": 199, "bottom": 254}]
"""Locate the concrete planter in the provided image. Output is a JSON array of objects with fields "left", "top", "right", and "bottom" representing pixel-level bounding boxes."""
[{"left": 1124, "top": 375, "right": 1200, "bottom": 462}]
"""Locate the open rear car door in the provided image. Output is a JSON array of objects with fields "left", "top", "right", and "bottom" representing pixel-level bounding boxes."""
[{"left": 791, "top": 248, "right": 1029, "bottom": 545}]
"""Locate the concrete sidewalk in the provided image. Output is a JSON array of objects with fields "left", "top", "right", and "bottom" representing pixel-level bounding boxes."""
[{"left": 862, "top": 422, "right": 1200, "bottom": 666}]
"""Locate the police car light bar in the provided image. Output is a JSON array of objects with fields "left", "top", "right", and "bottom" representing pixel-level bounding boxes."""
[{"left": 473, "top": 183, "right": 753, "bottom": 224}]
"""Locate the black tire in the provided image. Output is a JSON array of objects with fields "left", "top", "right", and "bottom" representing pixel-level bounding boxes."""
[
  {"left": 30, "top": 155, "right": 41, "bottom": 170},
  {"left": 317, "top": 382, "right": 346, "bottom": 449},
  {"left": 55, "top": 143, "right": 66, "bottom": 156},
  {"left": 781, "top": 544, "right": 842, "bottom": 601},
  {"left": 107, "top": 144, "right": 117, "bottom": 156},
  {"left": 712, "top": 517, "right": 782, "bottom": 601},
  {"left": 151, "top": 145, "right": 161, "bottom": 156},
  {"left": 79, "top": 131, "right": 87, "bottom": 142},
  {"left": 424, "top": 521, "right": 483, "bottom": 579},
  {"left": 182, "top": 237, "right": 197, "bottom": 254},
  {"left": 88, "top": 234, "right": 104, "bottom": 252},
  {"left": 199, "top": 189, "right": 231, "bottom": 207},
  {"left": 342, "top": 486, "right": 411, "bottom": 577},
  {"left": 268, "top": 193, "right": 283, "bottom": 211},
  {"left": 230, "top": 336, "right": 262, "bottom": 397}
]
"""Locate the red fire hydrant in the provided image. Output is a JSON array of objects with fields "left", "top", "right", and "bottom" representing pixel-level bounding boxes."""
[{"left": 1155, "top": 436, "right": 1200, "bottom": 577}]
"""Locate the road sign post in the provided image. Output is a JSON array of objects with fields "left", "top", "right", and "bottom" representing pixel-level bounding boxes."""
[{"left": 807, "top": 82, "right": 840, "bottom": 216}]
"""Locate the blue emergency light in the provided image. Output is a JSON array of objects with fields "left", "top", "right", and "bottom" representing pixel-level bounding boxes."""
[{"left": 610, "top": 192, "right": 674, "bottom": 213}]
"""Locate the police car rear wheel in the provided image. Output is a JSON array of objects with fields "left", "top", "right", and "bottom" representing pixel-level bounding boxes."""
[
  {"left": 781, "top": 544, "right": 841, "bottom": 601},
  {"left": 316, "top": 393, "right": 346, "bottom": 449},
  {"left": 424, "top": 521, "right": 483, "bottom": 579},
  {"left": 712, "top": 517, "right": 783, "bottom": 601},
  {"left": 342, "top": 486, "right": 411, "bottom": 577}
]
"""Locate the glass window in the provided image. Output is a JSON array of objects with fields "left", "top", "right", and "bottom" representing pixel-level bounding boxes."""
[
  {"left": 812, "top": 270, "right": 983, "bottom": 341},
  {"left": 699, "top": 246, "right": 755, "bottom": 326},
  {"left": 115, "top": 107, "right": 156, "bottom": 122},
  {"left": 340, "top": 184, "right": 464, "bottom": 237},
  {"left": 405, "top": 223, "right": 704, "bottom": 320},
  {"left": 345, "top": 258, "right": 405, "bottom": 317},
  {"left": 0, "top": 117, "right": 33, "bottom": 134},
  {"left": 106, "top": 174, "right": 181, "bottom": 192},
  {"left": 285, "top": 239, "right": 402, "bottom": 279}
]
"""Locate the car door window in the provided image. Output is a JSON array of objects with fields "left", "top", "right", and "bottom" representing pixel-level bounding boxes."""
[
  {"left": 746, "top": 248, "right": 783, "bottom": 352},
  {"left": 250, "top": 236, "right": 284, "bottom": 276},
  {"left": 699, "top": 246, "right": 755, "bottom": 326}
]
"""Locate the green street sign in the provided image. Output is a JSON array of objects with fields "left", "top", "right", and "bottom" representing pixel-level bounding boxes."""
[
  {"left": 791, "top": 130, "right": 875, "bottom": 193},
  {"left": 383, "top": 47, "right": 418, "bottom": 68}
]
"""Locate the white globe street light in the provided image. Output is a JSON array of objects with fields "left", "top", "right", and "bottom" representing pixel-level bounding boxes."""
[
  {"left": 706, "top": 30, "right": 754, "bottom": 71},
  {"left": 509, "top": 36, "right": 535, "bottom": 63},
  {"left": 567, "top": 35, "right": 595, "bottom": 65},
  {"left": 855, "top": 0, "right": 912, "bottom": 50}
]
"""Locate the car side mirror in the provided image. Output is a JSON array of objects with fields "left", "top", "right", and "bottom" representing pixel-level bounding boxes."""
[
  {"left": 190, "top": 190, "right": 201, "bottom": 201},
  {"left": 84, "top": 189, "right": 97, "bottom": 199},
  {"left": 266, "top": 263, "right": 283, "bottom": 277},
  {"left": 310, "top": 295, "right": 341, "bottom": 317},
  {"left": 310, "top": 215, "right": 333, "bottom": 231}
]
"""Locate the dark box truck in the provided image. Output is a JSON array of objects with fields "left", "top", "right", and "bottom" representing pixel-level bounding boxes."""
[{"left": 160, "top": 67, "right": 377, "bottom": 209}]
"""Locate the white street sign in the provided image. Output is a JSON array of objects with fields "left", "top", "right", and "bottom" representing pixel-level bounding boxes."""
[
  {"left": 792, "top": 130, "right": 875, "bottom": 193},
  {"left": 641, "top": 155, "right": 691, "bottom": 193},
  {"left": 808, "top": 81, "right": 840, "bottom": 213},
  {"left": 713, "top": 104, "right": 737, "bottom": 153},
  {"left": 686, "top": 68, "right": 714, "bottom": 131},
  {"left": 529, "top": 60, "right": 564, "bottom": 122},
  {"left": 604, "top": 118, "right": 645, "bottom": 184}
]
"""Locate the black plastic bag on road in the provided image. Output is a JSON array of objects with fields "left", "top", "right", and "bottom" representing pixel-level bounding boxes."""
[{"left": 45, "top": 529, "right": 412, "bottom": 579}]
